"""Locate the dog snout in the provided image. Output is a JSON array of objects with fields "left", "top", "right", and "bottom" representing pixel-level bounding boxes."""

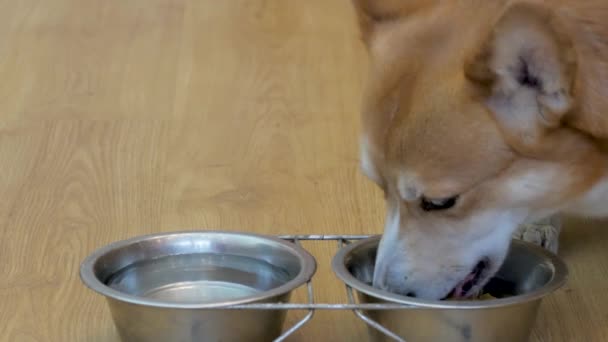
[
  {"left": 372, "top": 233, "right": 472, "bottom": 299},
  {"left": 373, "top": 259, "right": 431, "bottom": 298},
  {"left": 373, "top": 255, "right": 462, "bottom": 299},
  {"left": 372, "top": 246, "right": 426, "bottom": 298}
]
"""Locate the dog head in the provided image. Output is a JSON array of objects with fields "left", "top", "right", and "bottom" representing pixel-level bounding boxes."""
[{"left": 354, "top": 0, "right": 605, "bottom": 299}]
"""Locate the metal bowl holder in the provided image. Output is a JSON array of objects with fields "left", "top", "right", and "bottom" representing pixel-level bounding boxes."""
[{"left": 224, "top": 235, "right": 411, "bottom": 342}]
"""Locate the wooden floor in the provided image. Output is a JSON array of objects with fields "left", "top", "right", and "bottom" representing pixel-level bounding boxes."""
[{"left": 0, "top": 1, "right": 606, "bottom": 341}]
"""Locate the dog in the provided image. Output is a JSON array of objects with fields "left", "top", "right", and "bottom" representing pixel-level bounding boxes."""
[{"left": 352, "top": 0, "right": 608, "bottom": 300}]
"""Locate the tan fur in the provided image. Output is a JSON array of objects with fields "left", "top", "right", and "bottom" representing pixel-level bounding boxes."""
[
  {"left": 360, "top": 0, "right": 608, "bottom": 212},
  {"left": 353, "top": 0, "right": 608, "bottom": 299}
]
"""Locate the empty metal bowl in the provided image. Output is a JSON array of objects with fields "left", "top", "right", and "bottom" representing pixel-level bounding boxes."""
[
  {"left": 80, "top": 230, "right": 316, "bottom": 342},
  {"left": 332, "top": 236, "right": 568, "bottom": 342}
]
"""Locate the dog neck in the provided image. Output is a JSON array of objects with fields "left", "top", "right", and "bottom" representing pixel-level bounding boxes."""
[{"left": 564, "top": 157, "right": 608, "bottom": 218}]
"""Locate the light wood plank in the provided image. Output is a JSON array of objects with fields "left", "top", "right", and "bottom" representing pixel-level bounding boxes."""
[{"left": 0, "top": 1, "right": 606, "bottom": 341}]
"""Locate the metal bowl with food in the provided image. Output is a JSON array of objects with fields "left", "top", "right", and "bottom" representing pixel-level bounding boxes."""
[
  {"left": 80, "top": 230, "right": 316, "bottom": 342},
  {"left": 332, "top": 236, "right": 567, "bottom": 342}
]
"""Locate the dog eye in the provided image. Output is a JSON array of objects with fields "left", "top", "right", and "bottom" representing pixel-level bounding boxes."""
[{"left": 420, "top": 196, "right": 458, "bottom": 211}]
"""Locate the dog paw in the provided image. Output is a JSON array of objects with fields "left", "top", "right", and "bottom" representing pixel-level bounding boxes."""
[{"left": 512, "top": 216, "right": 562, "bottom": 254}]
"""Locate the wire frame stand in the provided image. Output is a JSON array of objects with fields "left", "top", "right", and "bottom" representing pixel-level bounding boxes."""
[{"left": 225, "top": 235, "right": 412, "bottom": 342}]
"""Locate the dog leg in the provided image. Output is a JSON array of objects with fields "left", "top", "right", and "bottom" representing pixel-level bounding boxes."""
[{"left": 512, "top": 215, "right": 562, "bottom": 254}]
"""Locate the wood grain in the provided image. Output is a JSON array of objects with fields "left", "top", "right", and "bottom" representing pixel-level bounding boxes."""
[{"left": 0, "top": 1, "right": 605, "bottom": 341}]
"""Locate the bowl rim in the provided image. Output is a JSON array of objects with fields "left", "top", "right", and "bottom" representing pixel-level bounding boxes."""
[
  {"left": 80, "top": 230, "right": 317, "bottom": 309},
  {"left": 331, "top": 235, "right": 568, "bottom": 309}
]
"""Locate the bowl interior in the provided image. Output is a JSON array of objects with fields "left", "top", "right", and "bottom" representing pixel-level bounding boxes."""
[
  {"left": 85, "top": 231, "right": 313, "bottom": 305},
  {"left": 338, "top": 237, "right": 567, "bottom": 306}
]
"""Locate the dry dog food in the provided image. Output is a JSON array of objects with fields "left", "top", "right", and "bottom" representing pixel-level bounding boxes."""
[{"left": 477, "top": 293, "right": 497, "bottom": 300}]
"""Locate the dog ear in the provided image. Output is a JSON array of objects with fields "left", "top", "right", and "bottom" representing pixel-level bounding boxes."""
[
  {"left": 465, "top": 2, "right": 577, "bottom": 134},
  {"left": 352, "top": 0, "right": 428, "bottom": 43}
]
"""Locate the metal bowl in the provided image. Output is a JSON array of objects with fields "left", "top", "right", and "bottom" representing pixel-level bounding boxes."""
[
  {"left": 80, "top": 230, "right": 316, "bottom": 342},
  {"left": 332, "top": 236, "right": 568, "bottom": 342}
]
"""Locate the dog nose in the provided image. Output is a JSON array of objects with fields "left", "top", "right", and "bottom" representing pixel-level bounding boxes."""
[
  {"left": 372, "top": 266, "right": 388, "bottom": 290},
  {"left": 372, "top": 277, "right": 387, "bottom": 291}
]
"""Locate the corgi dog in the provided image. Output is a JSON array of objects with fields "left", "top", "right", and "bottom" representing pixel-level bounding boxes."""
[{"left": 353, "top": 0, "right": 608, "bottom": 299}]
